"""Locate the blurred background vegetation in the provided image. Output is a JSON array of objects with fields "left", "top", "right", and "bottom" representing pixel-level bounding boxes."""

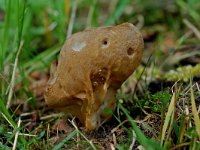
[{"left": 0, "top": 0, "right": 200, "bottom": 149}]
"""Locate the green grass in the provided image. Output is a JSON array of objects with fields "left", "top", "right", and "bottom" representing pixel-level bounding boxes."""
[{"left": 0, "top": 0, "right": 200, "bottom": 149}]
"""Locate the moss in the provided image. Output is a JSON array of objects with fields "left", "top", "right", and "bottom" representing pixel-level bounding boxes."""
[{"left": 164, "top": 64, "right": 200, "bottom": 82}]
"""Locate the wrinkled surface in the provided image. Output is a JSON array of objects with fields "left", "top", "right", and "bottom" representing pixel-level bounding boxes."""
[{"left": 44, "top": 23, "right": 144, "bottom": 130}]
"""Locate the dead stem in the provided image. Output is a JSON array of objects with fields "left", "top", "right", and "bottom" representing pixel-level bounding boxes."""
[
  {"left": 7, "top": 41, "right": 24, "bottom": 108},
  {"left": 67, "top": 0, "right": 77, "bottom": 39},
  {"left": 183, "top": 19, "right": 200, "bottom": 40},
  {"left": 170, "top": 142, "right": 190, "bottom": 150},
  {"left": 12, "top": 117, "right": 21, "bottom": 150}
]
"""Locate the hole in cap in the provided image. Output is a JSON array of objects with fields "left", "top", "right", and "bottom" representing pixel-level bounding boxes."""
[
  {"left": 103, "top": 40, "right": 108, "bottom": 45},
  {"left": 102, "top": 39, "right": 109, "bottom": 48},
  {"left": 127, "top": 47, "right": 134, "bottom": 56}
]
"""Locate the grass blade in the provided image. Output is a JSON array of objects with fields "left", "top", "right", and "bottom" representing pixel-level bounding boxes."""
[
  {"left": 0, "top": 98, "right": 27, "bottom": 148},
  {"left": 0, "top": 99, "right": 16, "bottom": 128},
  {"left": 176, "top": 0, "right": 200, "bottom": 24},
  {"left": 119, "top": 104, "right": 163, "bottom": 150},
  {"left": 0, "top": 0, "right": 11, "bottom": 69},
  {"left": 160, "top": 91, "right": 176, "bottom": 146},
  {"left": 105, "top": 0, "right": 131, "bottom": 25},
  {"left": 190, "top": 81, "right": 200, "bottom": 139},
  {"left": 23, "top": 44, "right": 61, "bottom": 73},
  {"left": 52, "top": 130, "right": 77, "bottom": 150}
]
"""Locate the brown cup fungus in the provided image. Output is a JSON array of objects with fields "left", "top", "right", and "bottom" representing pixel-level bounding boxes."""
[{"left": 44, "top": 23, "right": 144, "bottom": 130}]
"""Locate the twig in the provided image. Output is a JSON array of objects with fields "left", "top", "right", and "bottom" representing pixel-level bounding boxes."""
[
  {"left": 137, "top": 145, "right": 145, "bottom": 150},
  {"left": 1, "top": 112, "right": 15, "bottom": 128},
  {"left": 110, "top": 143, "right": 115, "bottom": 150},
  {"left": 40, "top": 113, "right": 64, "bottom": 120},
  {"left": 6, "top": 132, "right": 36, "bottom": 137},
  {"left": 196, "top": 82, "right": 200, "bottom": 92},
  {"left": 170, "top": 142, "right": 190, "bottom": 150},
  {"left": 183, "top": 19, "right": 200, "bottom": 40},
  {"left": 20, "top": 111, "right": 36, "bottom": 117},
  {"left": 129, "top": 130, "right": 136, "bottom": 150},
  {"left": 7, "top": 41, "right": 24, "bottom": 108},
  {"left": 184, "top": 83, "right": 196, "bottom": 95},
  {"left": 111, "top": 119, "right": 129, "bottom": 133},
  {"left": 111, "top": 113, "right": 153, "bottom": 134},
  {"left": 134, "top": 114, "right": 152, "bottom": 124},
  {"left": 12, "top": 117, "right": 21, "bottom": 150},
  {"left": 112, "top": 132, "right": 117, "bottom": 147},
  {"left": 67, "top": 0, "right": 78, "bottom": 39}
]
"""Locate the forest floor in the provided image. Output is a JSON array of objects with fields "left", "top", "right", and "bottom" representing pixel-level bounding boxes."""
[{"left": 0, "top": 0, "right": 200, "bottom": 149}]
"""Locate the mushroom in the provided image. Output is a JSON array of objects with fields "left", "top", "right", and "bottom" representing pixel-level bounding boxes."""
[{"left": 44, "top": 23, "right": 144, "bottom": 130}]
